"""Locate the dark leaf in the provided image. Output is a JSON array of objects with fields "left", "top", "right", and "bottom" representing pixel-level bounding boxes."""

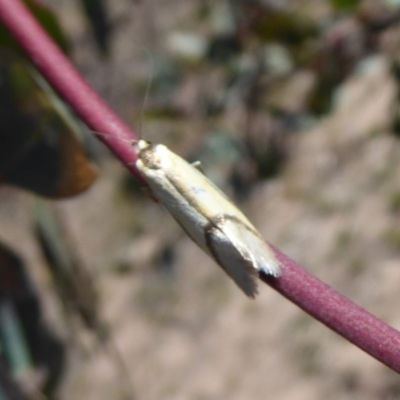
[
  {"left": 0, "top": 242, "right": 64, "bottom": 395},
  {"left": 79, "top": 0, "right": 112, "bottom": 55},
  {"left": 0, "top": 243, "right": 32, "bottom": 300},
  {"left": 0, "top": 59, "right": 97, "bottom": 198},
  {"left": 206, "top": 34, "right": 241, "bottom": 64}
]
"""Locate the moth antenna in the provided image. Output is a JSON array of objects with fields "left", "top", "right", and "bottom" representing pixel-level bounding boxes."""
[
  {"left": 136, "top": 43, "right": 154, "bottom": 140},
  {"left": 81, "top": 35, "right": 154, "bottom": 144}
]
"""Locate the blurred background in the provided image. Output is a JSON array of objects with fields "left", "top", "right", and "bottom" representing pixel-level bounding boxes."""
[{"left": 1, "top": 0, "right": 400, "bottom": 399}]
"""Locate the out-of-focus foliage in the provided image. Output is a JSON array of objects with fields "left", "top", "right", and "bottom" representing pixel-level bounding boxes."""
[
  {"left": 79, "top": 0, "right": 112, "bottom": 55},
  {"left": 0, "top": 242, "right": 64, "bottom": 397},
  {"left": 136, "top": 0, "right": 400, "bottom": 186},
  {"left": 34, "top": 200, "right": 135, "bottom": 399},
  {"left": 0, "top": 58, "right": 97, "bottom": 198},
  {"left": 0, "top": 0, "right": 69, "bottom": 54},
  {"left": 34, "top": 201, "right": 100, "bottom": 334},
  {"left": 331, "top": 0, "right": 362, "bottom": 12},
  {"left": 0, "top": 2, "right": 100, "bottom": 398},
  {"left": 0, "top": 0, "right": 97, "bottom": 199}
]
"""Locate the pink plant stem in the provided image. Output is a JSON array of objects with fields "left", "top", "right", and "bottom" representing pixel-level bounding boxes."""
[
  {"left": 1, "top": 0, "right": 400, "bottom": 374},
  {"left": 266, "top": 247, "right": 400, "bottom": 372}
]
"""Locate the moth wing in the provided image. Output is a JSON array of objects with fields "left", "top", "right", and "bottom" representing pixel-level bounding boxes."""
[
  {"left": 221, "top": 219, "right": 281, "bottom": 277},
  {"left": 208, "top": 226, "right": 260, "bottom": 297},
  {"left": 208, "top": 219, "right": 280, "bottom": 296}
]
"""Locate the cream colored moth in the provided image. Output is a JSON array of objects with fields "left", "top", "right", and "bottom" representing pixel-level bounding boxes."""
[{"left": 134, "top": 140, "right": 281, "bottom": 297}]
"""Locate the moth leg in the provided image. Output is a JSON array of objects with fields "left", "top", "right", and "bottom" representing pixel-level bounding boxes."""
[{"left": 191, "top": 161, "right": 205, "bottom": 174}]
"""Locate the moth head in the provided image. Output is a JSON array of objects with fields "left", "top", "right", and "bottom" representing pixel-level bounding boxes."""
[{"left": 134, "top": 139, "right": 164, "bottom": 170}]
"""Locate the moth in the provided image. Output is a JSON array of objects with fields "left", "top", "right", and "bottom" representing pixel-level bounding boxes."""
[{"left": 134, "top": 140, "right": 281, "bottom": 297}]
